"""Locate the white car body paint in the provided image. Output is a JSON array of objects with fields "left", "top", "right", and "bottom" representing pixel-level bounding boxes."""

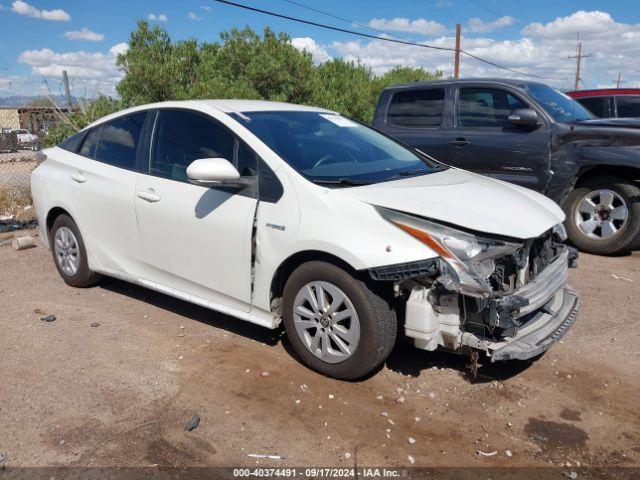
[{"left": 32, "top": 100, "right": 565, "bottom": 336}]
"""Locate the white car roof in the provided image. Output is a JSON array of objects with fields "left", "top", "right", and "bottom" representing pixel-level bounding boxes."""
[{"left": 84, "top": 99, "right": 335, "bottom": 130}]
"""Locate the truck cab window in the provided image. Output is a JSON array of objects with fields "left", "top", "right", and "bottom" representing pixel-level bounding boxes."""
[
  {"left": 387, "top": 88, "right": 445, "bottom": 127},
  {"left": 457, "top": 88, "right": 527, "bottom": 128}
]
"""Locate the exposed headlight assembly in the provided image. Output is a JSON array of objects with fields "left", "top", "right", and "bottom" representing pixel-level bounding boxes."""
[{"left": 377, "top": 207, "right": 522, "bottom": 296}]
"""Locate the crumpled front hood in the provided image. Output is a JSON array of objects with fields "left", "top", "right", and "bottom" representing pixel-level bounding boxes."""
[{"left": 338, "top": 168, "right": 565, "bottom": 239}]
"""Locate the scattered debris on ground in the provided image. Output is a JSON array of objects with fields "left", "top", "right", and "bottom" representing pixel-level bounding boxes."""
[
  {"left": 184, "top": 413, "right": 200, "bottom": 431},
  {"left": 40, "top": 314, "right": 56, "bottom": 323},
  {"left": 248, "top": 454, "right": 285, "bottom": 460},
  {"left": 12, "top": 235, "right": 36, "bottom": 250}
]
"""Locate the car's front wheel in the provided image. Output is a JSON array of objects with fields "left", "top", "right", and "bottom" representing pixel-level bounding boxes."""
[
  {"left": 565, "top": 176, "right": 640, "bottom": 256},
  {"left": 50, "top": 214, "right": 101, "bottom": 287},
  {"left": 282, "top": 261, "right": 397, "bottom": 380}
]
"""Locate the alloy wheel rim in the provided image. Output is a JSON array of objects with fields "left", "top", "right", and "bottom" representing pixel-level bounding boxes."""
[
  {"left": 574, "top": 189, "right": 628, "bottom": 241},
  {"left": 292, "top": 281, "right": 360, "bottom": 364},
  {"left": 54, "top": 226, "right": 80, "bottom": 276}
]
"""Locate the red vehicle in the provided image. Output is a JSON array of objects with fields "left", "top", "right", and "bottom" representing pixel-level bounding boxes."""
[{"left": 567, "top": 88, "right": 640, "bottom": 118}]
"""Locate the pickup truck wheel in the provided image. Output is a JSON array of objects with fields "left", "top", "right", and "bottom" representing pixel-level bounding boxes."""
[
  {"left": 50, "top": 214, "right": 101, "bottom": 287},
  {"left": 282, "top": 261, "right": 397, "bottom": 380},
  {"left": 565, "top": 176, "right": 640, "bottom": 255}
]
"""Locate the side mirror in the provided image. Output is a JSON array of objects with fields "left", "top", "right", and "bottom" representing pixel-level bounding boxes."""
[
  {"left": 187, "top": 158, "right": 251, "bottom": 187},
  {"left": 508, "top": 108, "right": 539, "bottom": 127}
]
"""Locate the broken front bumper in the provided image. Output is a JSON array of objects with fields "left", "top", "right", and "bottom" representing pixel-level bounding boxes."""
[
  {"left": 404, "top": 248, "right": 579, "bottom": 361},
  {"left": 464, "top": 286, "right": 579, "bottom": 362}
]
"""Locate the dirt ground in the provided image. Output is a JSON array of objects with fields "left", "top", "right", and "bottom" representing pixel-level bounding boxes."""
[{"left": 0, "top": 233, "right": 639, "bottom": 474}]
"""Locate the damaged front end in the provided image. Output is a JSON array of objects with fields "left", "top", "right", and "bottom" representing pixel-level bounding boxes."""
[{"left": 371, "top": 208, "right": 579, "bottom": 362}]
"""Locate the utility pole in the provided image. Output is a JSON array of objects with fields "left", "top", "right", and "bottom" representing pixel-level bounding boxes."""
[
  {"left": 615, "top": 72, "right": 623, "bottom": 88},
  {"left": 568, "top": 36, "right": 591, "bottom": 90},
  {"left": 454, "top": 24, "right": 461, "bottom": 79},
  {"left": 62, "top": 70, "right": 73, "bottom": 110}
]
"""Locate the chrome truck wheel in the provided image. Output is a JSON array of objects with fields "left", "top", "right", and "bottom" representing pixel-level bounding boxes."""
[
  {"left": 574, "top": 189, "right": 628, "bottom": 240},
  {"left": 565, "top": 176, "right": 640, "bottom": 256}
]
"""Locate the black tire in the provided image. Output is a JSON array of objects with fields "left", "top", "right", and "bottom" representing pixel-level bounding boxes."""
[
  {"left": 50, "top": 214, "right": 101, "bottom": 287},
  {"left": 282, "top": 261, "right": 397, "bottom": 380},
  {"left": 564, "top": 176, "right": 640, "bottom": 255}
]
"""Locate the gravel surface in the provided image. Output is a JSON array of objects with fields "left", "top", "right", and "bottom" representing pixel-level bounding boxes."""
[{"left": 0, "top": 235, "right": 639, "bottom": 470}]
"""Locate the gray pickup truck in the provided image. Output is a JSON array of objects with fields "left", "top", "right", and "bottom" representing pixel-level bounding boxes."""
[{"left": 373, "top": 78, "right": 640, "bottom": 255}]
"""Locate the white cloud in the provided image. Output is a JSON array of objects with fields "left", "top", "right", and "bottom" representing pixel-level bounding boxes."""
[
  {"left": 202, "top": 5, "right": 211, "bottom": 11},
  {"left": 368, "top": 17, "right": 447, "bottom": 37},
  {"left": 17, "top": 44, "right": 126, "bottom": 96},
  {"left": 148, "top": 13, "right": 167, "bottom": 22},
  {"left": 63, "top": 28, "right": 104, "bottom": 42},
  {"left": 523, "top": 10, "right": 618, "bottom": 40},
  {"left": 291, "top": 37, "right": 331, "bottom": 64},
  {"left": 187, "top": 11, "right": 202, "bottom": 21},
  {"left": 468, "top": 16, "right": 514, "bottom": 33},
  {"left": 11, "top": 0, "right": 70, "bottom": 21},
  {"left": 325, "top": 10, "right": 640, "bottom": 90}
]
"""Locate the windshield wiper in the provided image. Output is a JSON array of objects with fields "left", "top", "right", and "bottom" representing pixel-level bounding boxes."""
[
  {"left": 386, "top": 169, "right": 429, "bottom": 181},
  {"left": 311, "top": 178, "right": 371, "bottom": 186}
]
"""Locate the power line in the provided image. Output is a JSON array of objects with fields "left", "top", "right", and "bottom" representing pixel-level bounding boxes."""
[
  {"left": 281, "top": 0, "right": 406, "bottom": 42},
  {"left": 213, "top": 0, "right": 550, "bottom": 79}
]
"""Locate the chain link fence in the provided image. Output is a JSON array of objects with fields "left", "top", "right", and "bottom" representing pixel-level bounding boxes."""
[{"left": 0, "top": 153, "right": 39, "bottom": 231}]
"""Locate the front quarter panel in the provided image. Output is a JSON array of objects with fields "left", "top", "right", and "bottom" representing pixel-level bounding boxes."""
[{"left": 252, "top": 175, "right": 439, "bottom": 312}]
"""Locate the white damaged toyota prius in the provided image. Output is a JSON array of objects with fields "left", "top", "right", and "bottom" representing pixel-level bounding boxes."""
[{"left": 32, "top": 100, "right": 579, "bottom": 379}]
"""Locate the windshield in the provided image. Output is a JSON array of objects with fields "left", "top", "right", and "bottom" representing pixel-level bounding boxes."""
[
  {"left": 231, "top": 111, "right": 444, "bottom": 186},
  {"left": 520, "top": 83, "right": 593, "bottom": 123}
]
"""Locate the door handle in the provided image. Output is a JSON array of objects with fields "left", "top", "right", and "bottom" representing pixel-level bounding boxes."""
[
  {"left": 71, "top": 172, "right": 86, "bottom": 183},
  {"left": 449, "top": 138, "right": 471, "bottom": 146},
  {"left": 136, "top": 190, "right": 161, "bottom": 203}
]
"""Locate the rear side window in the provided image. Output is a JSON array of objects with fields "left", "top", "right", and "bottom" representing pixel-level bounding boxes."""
[
  {"left": 387, "top": 88, "right": 445, "bottom": 127},
  {"left": 78, "top": 127, "right": 100, "bottom": 158},
  {"left": 615, "top": 96, "right": 640, "bottom": 117},
  {"left": 59, "top": 130, "right": 86, "bottom": 153},
  {"left": 151, "top": 109, "right": 236, "bottom": 182},
  {"left": 457, "top": 87, "right": 527, "bottom": 128},
  {"left": 577, "top": 96, "right": 610, "bottom": 118},
  {"left": 94, "top": 112, "right": 147, "bottom": 170}
]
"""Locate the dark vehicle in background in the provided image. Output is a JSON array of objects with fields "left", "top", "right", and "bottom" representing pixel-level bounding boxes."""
[
  {"left": 567, "top": 88, "right": 640, "bottom": 119},
  {"left": 373, "top": 79, "right": 640, "bottom": 256}
]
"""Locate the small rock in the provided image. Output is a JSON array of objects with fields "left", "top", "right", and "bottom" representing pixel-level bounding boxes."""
[
  {"left": 376, "top": 395, "right": 384, "bottom": 400},
  {"left": 0, "top": 452, "right": 6, "bottom": 463},
  {"left": 295, "top": 399, "right": 301, "bottom": 405},
  {"left": 178, "top": 356, "right": 184, "bottom": 360},
  {"left": 344, "top": 452, "right": 351, "bottom": 459},
  {"left": 381, "top": 412, "right": 388, "bottom": 417},
  {"left": 408, "top": 455, "right": 415, "bottom": 464},
  {"left": 259, "top": 371, "right": 270, "bottom": 377},
  {"left": 397, "top": 396, "right": 405, "bottom": 403},
  {"left": 414, "top": 416, "right": 421, "bottom": 422},
  {"left": 59, "top": 440, "right": 65, "bottom": 446},
  {"left": 563, "top": 472, "right": 578, "bottom": 480},
  {"left": 185, "top": 414, "right": 200, "bottom": 431},
  {"left": 41, "top": 314, "right": 56, "bottom": 323},
  {"left": 408, "top": 437, "right": 416, "bottom": 444},
  {"left": 387, "top": 419, "right": 395, "bottom": 425},
  {"left": 328, "top": 394, "right": 334, "bottom": 399},
  {"left": 90, "top": 322, "right": 100, "bottom": 327},
  {"left": 505, "top": 450, "right": 513, "bottom": 457},
  {"left": 428, "top": 392, "right": 436, "bottom": 399}
]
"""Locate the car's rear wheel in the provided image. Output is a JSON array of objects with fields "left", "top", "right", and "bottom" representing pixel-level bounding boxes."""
[
  {"left": 565, "top": 176, "right": 640, "bottom": 255},
  {"left": 50, "top": 214, "right": 101, "bottom": 287},
  {"left": 282, "top": 261, "right": 397, "bottom": 380}
]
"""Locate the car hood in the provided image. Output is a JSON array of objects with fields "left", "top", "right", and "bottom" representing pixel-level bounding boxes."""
[{"left": 337, "top": 168, "right": 564, "bottom": 239}]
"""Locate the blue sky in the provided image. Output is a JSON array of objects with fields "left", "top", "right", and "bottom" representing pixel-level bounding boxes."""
[{"left": 2, "top": 0, "right": 640, "bottom": 99}]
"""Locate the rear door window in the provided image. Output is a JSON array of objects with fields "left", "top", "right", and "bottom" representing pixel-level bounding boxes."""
[
  {"left": 78, "top": 127, "right": 100, "bottom": 158},
  {"left": 387, "top": 88, "right": 445, "bottom": 127},
  {"left": 94, "top": 112, "right": 147, "bottom": 170},
  {"left": 615, "top": 96, "right": 640, "bottom": 117},
  {"left": 577, "top": 96, "right": 610, "bottom": 118},
  {"left": 457, "top": 87, "right": 527, "bottom": 128},
  {"left": 59, "top": 130, "right": 87, "bottom": 153}
]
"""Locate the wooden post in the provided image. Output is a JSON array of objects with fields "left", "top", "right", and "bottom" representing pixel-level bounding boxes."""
[{"left": 454, "top": 24, "right": 461, "bottom": 80}]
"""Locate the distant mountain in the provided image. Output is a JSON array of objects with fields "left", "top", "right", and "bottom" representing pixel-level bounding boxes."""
[{"left": 0, "top": 95, "right": 78, "bottom": 107}]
